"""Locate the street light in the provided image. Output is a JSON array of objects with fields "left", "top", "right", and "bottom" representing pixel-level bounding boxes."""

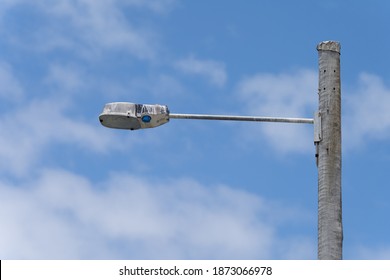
[
  {"left": 99, "top": 102, "right": 315, "bottom": 130},
  {"left": 99, "top": 102, "right": 170, "bottom": 130},
  {"left": 98, "top": 41, "right": 342, "bottom": 260}
]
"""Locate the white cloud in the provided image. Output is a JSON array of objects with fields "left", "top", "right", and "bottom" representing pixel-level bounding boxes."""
[
  {"left": 44, "top": 64, "right": 88, "bottom": 93},
  {"left": 0, "top": 98, "right": 122, "bottom": 176},
  {"left": 0, "top": 62, "right": 24, "bottom": 101},
  {"left": 236, "top": 69, "right": 390, "bottom": 153},
  {"left": 236, "top": 69, "right": 317, "bottom": 154},
  {"left": 0, "top": 0, "right": 162, "bottom": 59},
  {"left": 348, "top": 244, "right": 390, "bottom": 260},
  {"left": 126, "top": 74, "right": 188, "bottom": 99},
  {"left": 175, "top": 56, "right": 227, "bottom": 87},
  {"left": 344, "top": 73, "right": 390, "bottom": 149},
  {"left": 0, "top": 169, "right": 315, "bottom": 259},
  {"left": 124, "top": 0, "right": 178, "bottom": 14}
]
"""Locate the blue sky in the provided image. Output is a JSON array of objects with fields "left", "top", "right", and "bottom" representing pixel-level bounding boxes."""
[{"left": 1, "top": 0, "right": 390, "bottom": 259}]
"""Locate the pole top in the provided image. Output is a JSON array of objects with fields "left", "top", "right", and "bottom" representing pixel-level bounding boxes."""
[{"left": 317, "top": 41, "right": 341, "bottom": 53}]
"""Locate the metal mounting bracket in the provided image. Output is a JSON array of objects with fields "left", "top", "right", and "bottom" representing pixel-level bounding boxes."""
[
  {"left": 314, "top": 111, "right": 322, "bottom": 143},
  {"left": 314, "top": 111, "right": 322, "bottom": 166}
]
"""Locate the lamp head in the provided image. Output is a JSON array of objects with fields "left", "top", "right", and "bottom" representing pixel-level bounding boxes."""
[{"left": 99, "top": 102, "right": 170, "bottom": 130}]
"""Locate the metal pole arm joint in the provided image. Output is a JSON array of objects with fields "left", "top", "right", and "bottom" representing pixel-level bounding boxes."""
[{"left": 314, "top": 111, "right": 322, "bottom": 143}]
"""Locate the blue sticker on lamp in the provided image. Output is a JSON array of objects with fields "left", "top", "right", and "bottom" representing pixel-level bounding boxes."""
[{"left": 141, "top": 115, "right": 152, "bottom": 123}]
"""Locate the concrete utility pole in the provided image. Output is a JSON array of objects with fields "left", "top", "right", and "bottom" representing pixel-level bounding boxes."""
[{"left": 316, "top": 41, "right": 342, "bottom": 260}]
